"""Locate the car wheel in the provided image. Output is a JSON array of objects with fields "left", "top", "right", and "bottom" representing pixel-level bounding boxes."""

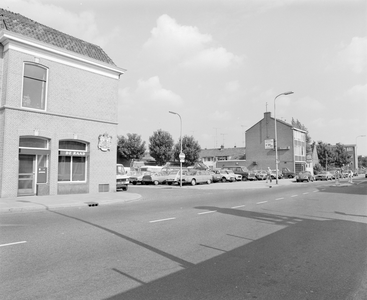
[
  {"left": 122, "top": 187, "right": 127, "bottom": 191},
  {"left": 167, "top": 182, "right": 172, "bottom": 185},
  {"left": 191, "top": 179, "right": 196, "bottom": 186},
  {"left": 221, "top": 177, "right": 227, "bottom": 182},
  {"left": 132, "top": 182, "right": 137, "bottom": 185},
  {"left": 154, "top": 180, "right": 159, "bottom": 185}
]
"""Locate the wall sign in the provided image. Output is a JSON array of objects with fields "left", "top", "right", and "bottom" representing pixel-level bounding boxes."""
[
  {"left": 98, "top": 133, "right": 112, "bottom": 152},
  {"left": 265, "top": 139, "right": 274, "bottom": 149}
]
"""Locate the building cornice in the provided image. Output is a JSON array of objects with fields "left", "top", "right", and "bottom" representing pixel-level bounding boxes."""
[{"left": 0, "top": 30, "right": 126, "bottom": 79}]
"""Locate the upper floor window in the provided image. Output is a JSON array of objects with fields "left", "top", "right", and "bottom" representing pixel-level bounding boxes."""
[{"left": 22, "top": 63, "right": 48, "bottom": 110}]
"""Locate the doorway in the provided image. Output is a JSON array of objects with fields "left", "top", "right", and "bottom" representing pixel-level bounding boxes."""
[{"left": 18, "top": 154, "right": 35, "bottom": 196}]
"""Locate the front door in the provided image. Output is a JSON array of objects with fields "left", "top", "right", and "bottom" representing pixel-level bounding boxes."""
[{"left": 18, "top": 154, "right": 35, "bottom": 196}]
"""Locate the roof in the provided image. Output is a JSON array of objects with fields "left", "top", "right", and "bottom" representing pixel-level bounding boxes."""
[
  {"left": 0, "top": 8, "right": 116, "bottom": 66},
  {"left": 200, "top": 147, "right": 245, "bottom": 158}
]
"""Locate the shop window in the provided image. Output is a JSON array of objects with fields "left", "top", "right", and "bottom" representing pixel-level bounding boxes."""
[
  {"left": 22, "top": 63, "right": 48, "bottom": 110},
  {"left": 58, "top": 141, "right": 88, "bottom": 182}
]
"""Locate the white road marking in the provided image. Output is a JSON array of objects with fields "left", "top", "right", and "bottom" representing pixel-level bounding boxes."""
[
  {"left": 0, "top": 241, "right": 27, "bottom": 247},
  {"left": 231, "top": 205, "right": 245, "bottom": 209},
  {"left": 303, "top": 192, "right": 309, "bottom": 194},
  {"left": 198, "top": 210, "right": 217, "bottom": 215},
  {"left": 275, "top": 197, "right": 284, "bottom": 201},
  {"left": 149, "top": 217, "right": 176, "bottom": 223},
  {"left": 291, "top": 195, "right": 298, "bottom": 197},
  {"left": 256, "top": 201, "right": 268, "bottom": 204},
  {"left": 313, "top": 190, "right": 319, "bottom": 193}
]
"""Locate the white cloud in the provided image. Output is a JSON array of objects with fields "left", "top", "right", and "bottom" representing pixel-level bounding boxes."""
[
  {"left": 136, "top": 76, "right": 183, "bottom": 105},
  {"left": 337, "top": 36, "right": 367, "bottom": 73},
  {"left": 225, "top": 80, "right": 240, "bottom": 93},
  {"left": 210, "top": 110, "right": 231, "bottom": 121},
  {"left": 345, "top": 84, "right": 367, "bottom": 103},
  {"left": 143, "top": 14, "right": 242, "bottom": 69}
]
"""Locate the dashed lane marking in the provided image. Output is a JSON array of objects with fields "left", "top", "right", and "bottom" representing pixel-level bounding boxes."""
[
  {"left": 198, "top": 210, "right": 217, "bottom": 215},
  {"left": 231, "top": 205, "right": 245, "bottom": 209},
  {"left": 149, "top": 217, "right": 176, "bottom": 223},
  {"left": 0, "top": 241, "right": 27, "bottom": 247},
  {"left": 275, "top": 197, "right": 284, "bottom": 201},
  {"left": 291, "top": 195, "right": 298, "bottom": 197},
  {"left": 256, "top": 201, "right": 268, "bottom": 204},
  {"left": 303, "top": 192, "right": 309, "bottom": 194}
]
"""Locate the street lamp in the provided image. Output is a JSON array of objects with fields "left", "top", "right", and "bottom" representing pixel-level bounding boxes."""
[
  {"left": 355, "top": 135, "right": 366, "bottom": 171},
  {"left": 169, "top": 111, "right": 183, "bottom": 187},
  {"left": 274, "top": 91, "right": 294, "bottom": 184}
]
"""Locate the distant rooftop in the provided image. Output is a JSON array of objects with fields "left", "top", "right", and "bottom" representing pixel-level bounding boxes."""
[{"left": 0, "top": 8, "right": 116, "bottom": 66}]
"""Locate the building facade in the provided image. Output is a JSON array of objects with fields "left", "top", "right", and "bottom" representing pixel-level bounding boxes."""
[
  {"left": 199, "top": 146, "right": 245, "bottom": 169},
  {"left": 0, "top": 9, "right": 125, "bottom": 198},
  {"left": 246, "top": 112, "right": 306, "bottom": 173}
]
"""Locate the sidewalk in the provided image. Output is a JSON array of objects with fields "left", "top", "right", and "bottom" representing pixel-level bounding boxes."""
[{"left": 0, "top": 191, "right": 142, "bottom": 213}]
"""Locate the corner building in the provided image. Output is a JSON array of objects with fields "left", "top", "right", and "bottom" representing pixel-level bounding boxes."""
[
  {"left": 246, "top": 112, "right": 306, "bottom": 173},
  {"left": 0, "top": 9, "right": 125, "bottom": 198}
]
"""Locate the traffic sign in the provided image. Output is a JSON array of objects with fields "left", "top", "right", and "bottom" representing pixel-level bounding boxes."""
[{"left": 179, "top": 152, "right": 185, "bottom": 162}]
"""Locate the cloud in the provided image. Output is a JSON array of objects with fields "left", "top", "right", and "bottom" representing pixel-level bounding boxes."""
[
  {"left": 143, "top": 14, "right": 243, "bottom": 69},
  {"left": 209, "top": 110, "right": 231, "bottom": 121},
  {"left": 344, "top": 84, "right": 367, "bottom": 103},
  {"left": 225, "top": 80, "right": 240, "bottom": 93},
  {"left": 2, "top": 0, "right": 119, "bottom": 47},
  {"left": 336, "top": 36, "right": 367, "bottom": 73},
  {"left": 135, "top": 76, "right": 183, "bottom": 105}
]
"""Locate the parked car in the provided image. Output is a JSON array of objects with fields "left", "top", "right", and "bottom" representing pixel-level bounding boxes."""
[
  {"left": 315, "top": 171, "right": 333, "bottom": 181},
  {"left": 141, "top": 171, "right": 169, "bottom": 185},
  {"left": 296, "top": 171, "right": 314, "bottom": 182},
  {"left": 214, "top": 169, "right": 236, "bottom": 182},
  {"left": 281, "top": 168, "right": 296, "bottom": 178},
  {"left": 255, "top": 170, "right": 267, "bottom": 180},
  {"left": 116, "top": 164, "right": 129, "bottom": 191},
  {"left": 129, "top": 171, "right": 150, "bottom": 185},
  {"left": 225, "top": 166, "right": 249, "bottom": 181},
  {"left": 183, "top": 170, "right": 212, "bottom": 185},
  {"left": 222, "top": 169, "right": 242, "bottom": 181},
  {"left": 247, "top": 171, "right": 258, "bottom": 181},
  {"left": 165, "top": 169, "right": 189, "bottom": 185},
  {"left": 271, "top": 169, "right": 283, "bottom": 179},
  {"left": 209, "top": 170, "right": 222, "bottom": 183}
]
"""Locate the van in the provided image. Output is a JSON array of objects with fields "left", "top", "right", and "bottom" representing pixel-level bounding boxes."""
[{"left": 116, "top": 164, "right": 129, "bottom": 191}]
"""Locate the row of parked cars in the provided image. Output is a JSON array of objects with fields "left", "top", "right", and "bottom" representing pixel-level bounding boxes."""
[{"left": 129, "top": 167, "right": 295, "bottom": 186}]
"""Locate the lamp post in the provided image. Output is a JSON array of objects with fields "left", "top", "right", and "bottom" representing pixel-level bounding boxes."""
[
  {"left": 169, "top": 111, "right": 183, "bottom": 187},
  {"left": 274, "top": 91, "right": 294, "bottom": 184},
  {"left": 355, "top": 135, "right": 366, "bottom": 172}
]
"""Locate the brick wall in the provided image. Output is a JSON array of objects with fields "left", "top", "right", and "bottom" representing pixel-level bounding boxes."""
[{"left": 0, "top": 46, "right": 120, "bottom": 198}]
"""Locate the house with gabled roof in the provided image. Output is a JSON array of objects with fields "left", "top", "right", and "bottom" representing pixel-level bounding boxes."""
[
  {"left": 245, "top": 112, "right": 307, "bottom": 173},
  {"left": 0, "top": 8, "right": 125, "bottom": 198}
]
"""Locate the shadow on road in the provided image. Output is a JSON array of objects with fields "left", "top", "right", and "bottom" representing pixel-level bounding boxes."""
[{"left": 104, "top": 206, "right": 367, "bottom": 300}]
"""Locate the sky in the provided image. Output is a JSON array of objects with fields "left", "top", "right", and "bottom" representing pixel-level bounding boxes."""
[{"left": 3, "top": 0, "right": 367, "bottom": 155}]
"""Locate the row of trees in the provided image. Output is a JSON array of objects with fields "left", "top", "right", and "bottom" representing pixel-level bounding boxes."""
[
  {"left": 117, "top": 129, "right": 201, "bottom": 167},
  {"left": 117, "top": 120, "right": 366, "bottom": 170}
]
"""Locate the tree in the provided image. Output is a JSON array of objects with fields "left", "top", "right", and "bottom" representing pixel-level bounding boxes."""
[
  {"left": 333, "top": 143, "right": 352, "bottom": 168},
  {"left": 358, "top": 155, "right": 367, "bottom": 168},
  {"left": 316, "top": 141, "right": 335, "bottom": 170},
  {"left": 291, "top": 118, "right": 312, "bottom": 154},
  {"left": 117, "top": 133, "right": 146, "bottom": 160},
  {"left": 148, "top": 129, "right": 174, "bottom": 166},
  {"left": 173, "top": 135, "right": 201, "bottom": 167}
]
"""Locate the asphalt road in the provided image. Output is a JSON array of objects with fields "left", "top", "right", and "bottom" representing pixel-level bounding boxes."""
[{"left": 1, "top": 179, "right": 366, "bottom": 300}]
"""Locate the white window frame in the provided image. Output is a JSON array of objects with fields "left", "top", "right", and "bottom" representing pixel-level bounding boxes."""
[{"left": 21, "top": 62, "right": 49, "bottom": 111}]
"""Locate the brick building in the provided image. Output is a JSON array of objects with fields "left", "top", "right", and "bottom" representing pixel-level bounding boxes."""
[
  {"left": 245, "top": 112, "right": 307, "bottom": 173},
  {"left": 0, "top": 9, "right": 125, "bottom": 198}
]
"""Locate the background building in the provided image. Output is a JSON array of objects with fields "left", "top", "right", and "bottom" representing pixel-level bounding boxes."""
[
  {"left": 199, "top": 146, "right": 245, "bottom": 169},
  {"left": 0, "top": 9, "right": 125, "bottom": 198},
  {"left": 246, "top": 112, "right": 306, "bottom": 173}
]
